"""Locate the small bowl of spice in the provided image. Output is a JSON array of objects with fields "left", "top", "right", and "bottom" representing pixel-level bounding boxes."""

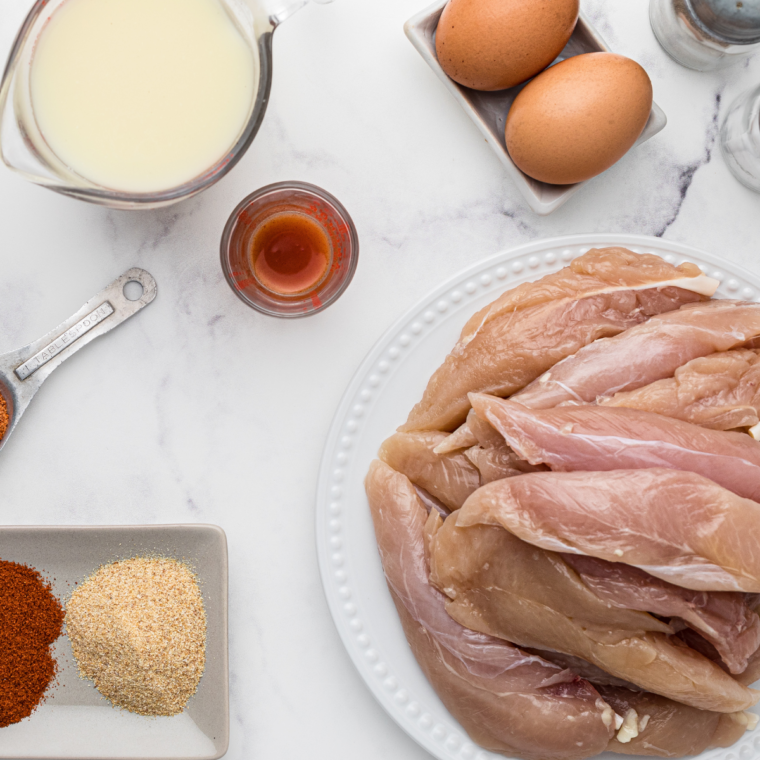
[
  {"left": 0, "top": 524, "right": 228, "bottom": 760},
  {"left": 220, "top": 181, "right": 359, "bottom": 318}
]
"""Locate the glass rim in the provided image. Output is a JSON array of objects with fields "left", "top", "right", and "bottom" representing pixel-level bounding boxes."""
[{"left": 219, "top": 181, "right": 360, "bottom": 319}]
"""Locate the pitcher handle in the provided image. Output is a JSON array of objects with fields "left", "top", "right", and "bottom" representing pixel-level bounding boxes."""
[{"left": 266, "top": 0, "right": 333, "bottom": 27}]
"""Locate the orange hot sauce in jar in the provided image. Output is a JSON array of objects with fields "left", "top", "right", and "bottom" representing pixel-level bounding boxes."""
[
  {"left": 251, "top": 212, "right": 330, "bottom": 295},
  {"left": 221, "top": 182, "right": 359, "bottom": 318}
]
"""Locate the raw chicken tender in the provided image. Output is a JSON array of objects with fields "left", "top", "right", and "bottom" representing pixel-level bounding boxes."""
[
  {"left": 379, "top": 431, "right": 480, "bottom": 510},
  {"left": 603, "top": 348, "right": 760, "bottom": 430},
  {"left": 526, "top": 651, "right": 641, "bottom": 691},
  {"left": 435, "top": 408, "right": 513, "bottom": 454},
  {"left": 401, "top": 248, "right": 712, "bottom": 432},
  {"left": 533, "top": 652, "right": 753, "bottom": 755},
  {"left": 470, "top": 394, "right": 760, "bottom": 502},
  {"left": 433, "top": 421, "right": 479, "bottom": 454},
  {"left": 459, "top": 249, "right": 715, "bottom": 347},
  {"left": 513, "top": 301, "right": 760, "bottom": 409},
  {"left": 739, "top": 646, "right": 760, "bottom": 685},
  {"left": 464, "top": 444, "right": 529, "bottom": 483},
  {"left": 598, "top": 686, "right": 750, "bottom": 757},
  {"left": 428, "top": 515, "right": 759, "bottom": 712},
  {"left": 562, "top": 554, "right": 760, "bottom": 673},
  {"left": 434, "top": 410, "right": 544, "bottom": 484},
  {"left": 365, "top": 460, "right": 615, "bottom": 760},
  {"left": 456, "top": 467, "right": 760, "bottom": 592}
]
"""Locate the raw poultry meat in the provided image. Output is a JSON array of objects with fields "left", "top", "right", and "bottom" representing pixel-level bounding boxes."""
[
  {"left": 739, "top": 646, "right": 760, "bottom": 685},
  {"left": 436, "top": 408, "right": 524, "bottom": 454},
  {"left": 462, "top": 409, "right": 547, "bottom": 481},
  {"left": 433, "top": 418, "right": 479, "bottom": 454},
  {"left": 428, "top": 513, "right": 759, "bottom": 712},
  {"left": 598, "top": 687, "right": 751, "bottom": 757},
  {"left": 433, "top": 412, "right": 544, "bottom": 484},
  {"left": 401, "top": 248, "right": 714, "bottom": 432},
  {"left": 365, "top": 460, "right": 616, "bottom": 760},
  {"left": 365, "top": 248, "right": 760, "bottom": 758},
  {"left": 532, "top": 652, "right": 753, "bottom": 755},
  {"left": 602, "top": 348, "right": 760, "bottom": 430},
  {"left": 561, "top": 554, "right": 760, "bottom": 673},
  {"left": 524, "top": 650, "right": 643, "bottom": 691},
  {"left": 513, "top": 301, "right": 760, "bottom": 409},
  {"left": 458, "top": 248, "right": 716, "bottom": 347},
  {"left": 455, "top": 467, "right": 760, "bottom": 592},
  {"left": 470, "top": 394, "right": 760, "bottom": 502},
  {"left": 378, "top": 431, "right": 480, "bottom": 510},
  {"left": 464, "top": 444, "right": 530, "bottom": 483}
]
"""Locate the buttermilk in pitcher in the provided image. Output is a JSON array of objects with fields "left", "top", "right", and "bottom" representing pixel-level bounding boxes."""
[{"left": 30, "top": 0, "right": 256, "bottom": 193}]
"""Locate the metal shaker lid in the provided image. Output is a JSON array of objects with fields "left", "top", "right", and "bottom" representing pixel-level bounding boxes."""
[{"left": 690, "top": 0, "right": 760, "bottom": 44}]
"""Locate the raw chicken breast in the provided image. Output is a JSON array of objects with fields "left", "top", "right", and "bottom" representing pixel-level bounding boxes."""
[
  {"left": 465, "top": 410, "right": 547, "bottom": 481},
  {"left": 603, "top": 348, "right": 760, "bottom": 430},
  {"left": 468, "top": 407, "right": 507, "bottom": 447},
  {"left": 598, "top": 687, "right": 750, "bottom": 757},
  {"left": 513, "top": 301, "right": 760, "bottom": 410},
  {"left": 433, "top": 421, "right": 478, "bottom": 454},
  {"left": 456, "top": 467, "right": 760, "bottom": 592},
  {"left": 379, "top": 431, "right": 481, "bottom": 510},
  {"left": 459, "top": 248, "right": 716, "bottom": 347},
  {"left": 470, "top": 394, "right": 760, "bottom": 502},
  {"left": 739, "top": 646, "right": 760, "bottom": 685},
  {"left": 401, "top": 249, "right": 713, "bottom": 432},
  {"left": 561, "top": 554, "right": 760, "bottom": 673},
  {"left": 433, "top": 410, "right": 544, "bottom": 484},
  {"left": 365, "top": 460, "right": 615, "bottom": 760},
  {"left": 525, "top": 650, "right": 643, "bottom": 691},
  {"left": 428, "top": 515, "right": 758, "bottom": 712},
  {"left": 435, "top": 408, "right": 517, "bottom": 453},
  {"left": 534, "top": 652, "right": 753, "bottom": 755},
  {"left": 464, "top": 444, "right": 529, "bottom": 483}
]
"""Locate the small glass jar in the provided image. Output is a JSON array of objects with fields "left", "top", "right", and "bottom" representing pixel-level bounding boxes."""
[
  {"left": 720, "top": 84, "right": 760, "bottom": 193},
  {"left": 220, "top": 182, "right": 359, "bottom": 318},
  {"left": 649, "top": 0, "right": 760, "bottom": 71}
]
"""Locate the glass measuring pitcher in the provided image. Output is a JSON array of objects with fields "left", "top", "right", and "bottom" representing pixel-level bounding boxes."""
[{"left": 0, "top": 0, "right": 328, "bottom": 209}]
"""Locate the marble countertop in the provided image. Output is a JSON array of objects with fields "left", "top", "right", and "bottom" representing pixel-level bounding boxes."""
[{"left": 0, "top": 0, "right": 759, "bottom": 758}]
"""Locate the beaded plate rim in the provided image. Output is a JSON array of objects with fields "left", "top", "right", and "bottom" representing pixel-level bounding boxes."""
[{"left": 316, "top": 233, "right": 760, "bottom": 760}]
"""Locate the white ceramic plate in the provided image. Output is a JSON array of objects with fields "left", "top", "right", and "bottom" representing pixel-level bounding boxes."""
[{"left": 316, "top": 234, "right": 760, "bottom": 760}]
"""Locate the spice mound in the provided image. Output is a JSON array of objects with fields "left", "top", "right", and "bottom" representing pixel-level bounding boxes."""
[
  {"left": 0, "top": 392, "right": 9, "bottom": 442},
  {"left": 66, "top": 557, "right": 206, "bottom": 717},
  {"left": 0, "top": 559, "right": 64, "bottom": 727}
]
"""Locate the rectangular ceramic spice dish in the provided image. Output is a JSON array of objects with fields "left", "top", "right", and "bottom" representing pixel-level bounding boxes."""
[
  {"left": 0, "top": 524, "right": 228, "bottom": 760},
  {"left": 404, "top": 0, "right": 667, "bottom": 215}
]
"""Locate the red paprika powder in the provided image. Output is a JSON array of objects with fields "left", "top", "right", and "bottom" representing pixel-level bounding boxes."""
[
  {"left": 0, "top": 393, "right": 8, "bottom": 442},
  {"left": 0, "top": 560, "right": 64, "bottom": 727}
]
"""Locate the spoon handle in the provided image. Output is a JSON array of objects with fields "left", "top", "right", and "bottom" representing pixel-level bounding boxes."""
[{"left": 4, "top": 268, "right": 157, "bottom": 407}]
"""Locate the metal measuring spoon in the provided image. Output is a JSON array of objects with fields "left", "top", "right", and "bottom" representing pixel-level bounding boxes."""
[{"left": 0, "top": 268, "right": 157, "bottom": 453}]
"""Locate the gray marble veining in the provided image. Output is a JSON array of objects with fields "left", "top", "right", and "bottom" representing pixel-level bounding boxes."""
[{"left": 0, "top": 0, "right": 758, "bottom": 758}]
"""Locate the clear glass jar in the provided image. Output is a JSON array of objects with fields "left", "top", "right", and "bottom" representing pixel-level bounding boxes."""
[
  {"left": 720, "top": 83, "right": 760, "bottom": 193},
  {"left": 220, "top": 182, "right": 359, "bottom": 318},
  {"left": 0, "top": 0, "right": 326, "bottom": 209},
  {"left": 650, "top": 0, "right": 760, "bottom": 71}
]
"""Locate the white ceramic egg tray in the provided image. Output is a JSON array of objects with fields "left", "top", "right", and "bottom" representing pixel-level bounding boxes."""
[{"left": 404, "top": 1, "right": 667, "bottom": 216}]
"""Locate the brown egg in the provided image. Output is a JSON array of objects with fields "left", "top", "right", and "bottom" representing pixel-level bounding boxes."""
[
  {"left": 435, "top": 0, "right": 579, "bottom": 91},
  {"left": 505, "top": 52, "right": 654, "bottom": 185}
]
